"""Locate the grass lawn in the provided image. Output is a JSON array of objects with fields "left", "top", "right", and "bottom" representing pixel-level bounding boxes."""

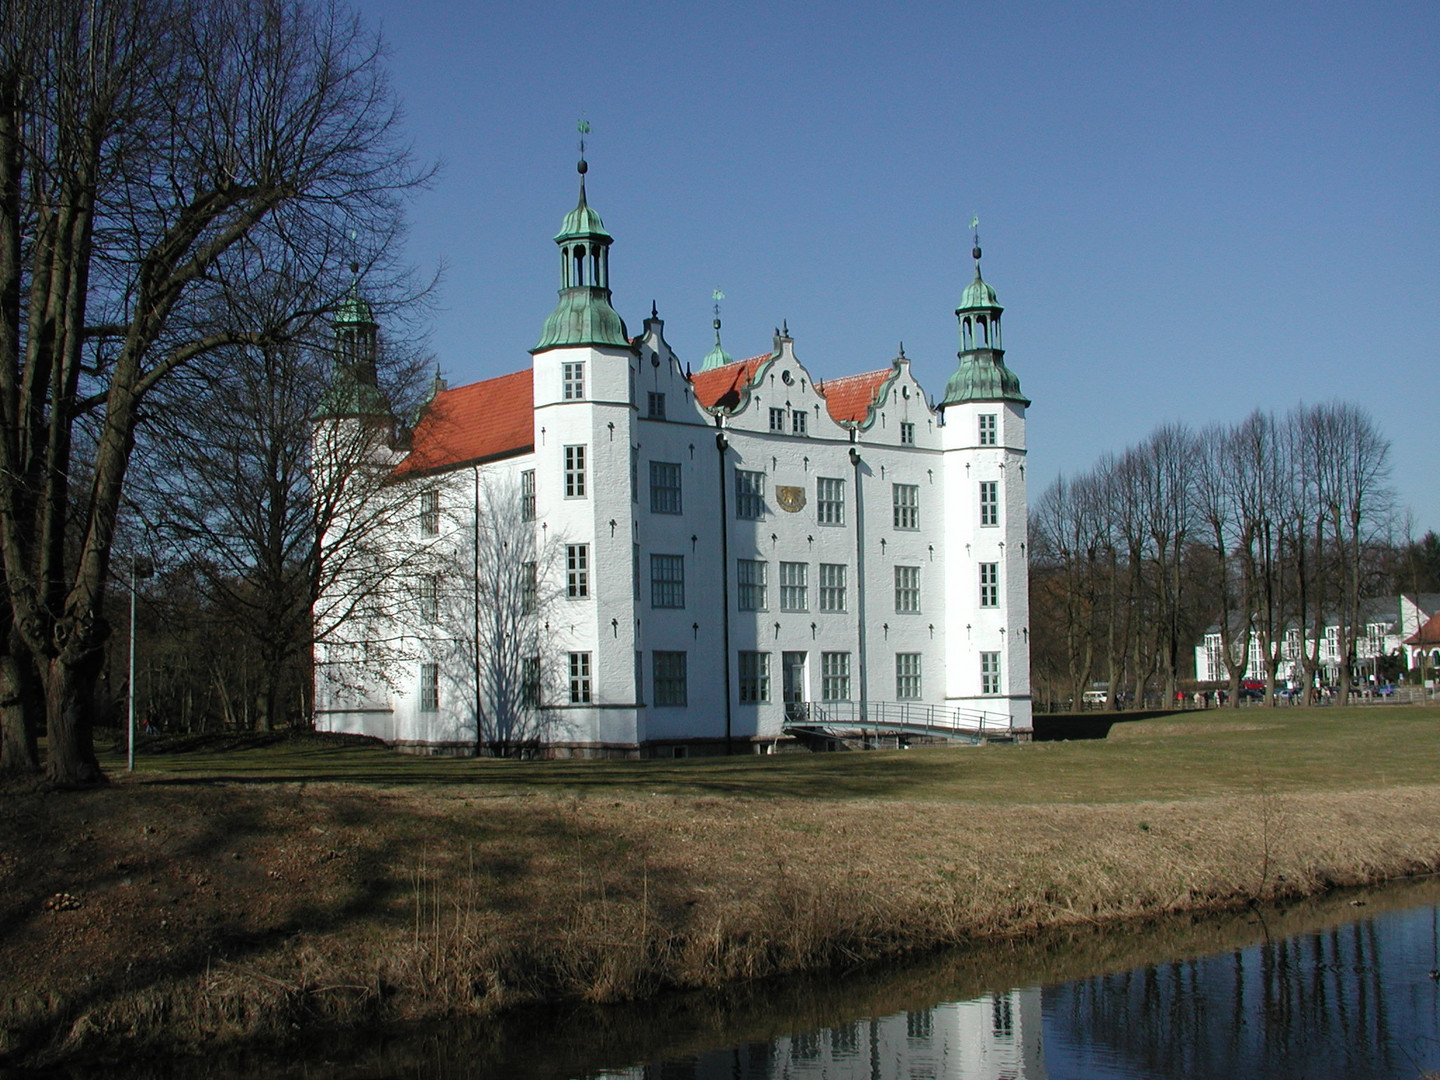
[{"left": 103, "top": 704, "right": 1440, "bottom": 804}]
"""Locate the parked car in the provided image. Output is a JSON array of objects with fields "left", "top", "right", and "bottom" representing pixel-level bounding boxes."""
[{"left": 1082, "top": 690, "right": 1108, "bottom": 706}]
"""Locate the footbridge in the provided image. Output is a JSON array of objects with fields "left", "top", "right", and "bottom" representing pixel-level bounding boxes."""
[{"left": 781, "top": 701, "right": 1019, "bottom": 747}]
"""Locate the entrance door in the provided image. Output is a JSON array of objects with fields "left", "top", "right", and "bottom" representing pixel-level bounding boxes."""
[{"left": 782, "top": 652, "right": 807, "bottom": 722}]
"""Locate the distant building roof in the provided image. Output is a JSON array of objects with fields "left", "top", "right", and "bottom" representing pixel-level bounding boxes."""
[
  {"left": 393, "top": 369, "right": 534, "bottom": 478},
  {"left": 1405, "top": 611, "right": 1440, "bottom": 647}
]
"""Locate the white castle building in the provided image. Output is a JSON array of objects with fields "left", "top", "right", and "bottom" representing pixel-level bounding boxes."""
[{"left": 313, "top": 159, "right": 1033, "bottom": 756}]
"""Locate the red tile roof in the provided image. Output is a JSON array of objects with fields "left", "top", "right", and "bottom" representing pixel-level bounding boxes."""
[
  {"left": 815, "top": 368, "right": 894, "bottom": 425},
  {"left": 690, "top": 353, "right": 774, "bottom": 411},
  {"left": 393, "top": 369, "right": 534, "bottom": 478},
  {"left": 1405, "top": 611, "right": 1440, "bottom": 647}
]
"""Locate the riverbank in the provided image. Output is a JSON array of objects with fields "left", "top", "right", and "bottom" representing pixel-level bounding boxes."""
[{"left": 3, "top": 707, "right": 1440, "bottom": 1069}]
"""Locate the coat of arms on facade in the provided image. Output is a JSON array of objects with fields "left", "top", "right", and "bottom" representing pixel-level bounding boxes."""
[{"left": 775, "top": 485, "right": 806, "bottom": 513}]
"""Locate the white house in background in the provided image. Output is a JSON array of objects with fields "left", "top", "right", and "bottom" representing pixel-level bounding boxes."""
[
  {"left": 313, "top": 158, "right": 1034, "bottom": 756},
  {"left": 1195, "top": 593, "right": 1440, "bottom": 687}
]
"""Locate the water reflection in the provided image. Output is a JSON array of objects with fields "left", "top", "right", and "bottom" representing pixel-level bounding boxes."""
[
  {"left": 613, "top": 886, "right": 1440, "bottom": 1080},
  {"left": 596, "top": 990, "right": 1046, "bottom": 1079}
]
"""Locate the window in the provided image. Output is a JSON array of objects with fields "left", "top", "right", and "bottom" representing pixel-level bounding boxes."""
[
  {"left": 779, "top": 562, "right": 808, "bottom": 611},
  {"left": 979, "top": 413, "right": 997, "bottom": 445},
  {"left": 893, "top": 484, "right": 919, "bottom": 530},
  {"left": 894, "top": 566, "right": 920, "bottom": 613},
  {"left": 562, "top": 361, "right": 584, "bottom": 400},
  {"left": 979, "top": 562, "right": 998, "bottom": 607},
  {"left": 896, "top": 653, "right": 922, "bottom": 699},
  {"left": 564, "top": 445, "right": 586, "bottom": 498},
  {"left": 738, "top": 559, "right": 767, "bottom": 611},
  {"left": 566, "top": 544, "right": 589, "bottom": 598},
  {"left": 419, "top": 489, "right": 439, "bottom": 536},
  {"left": 568, "top": 652, "right": 592, "bottom": 703},
  {"left": 979, "top": 480, "right": 998, "bottom": 526},
  {"left": 650, "top": 461, "right": 682, "bottom": 514},
  {"left": 819, "top": 563, "right": 847, "bottom": 613},
  {"left": 647, "top": 391, "right": 666, "bottom": 419},
  {"left": 521, "top": 470, "right": 536, "bottom": 521},
  {"left": 630, "top": 446, "right": 638, "bottom": 503},
  {"left": 900, "top": 421, "right": 915, "bottom": 446},
  {"left": 822, "top": 652, "right": 851, "bottom": 701},
  {"left": 652, "top": 651, "right": 687, "bottom": 706},
  {"left": 817, "top": 477, "right": 844, "bottom": 525},
  {"left": 735, "top": 469, "right": 766, "bottom": 520},
  {"left": 521, "top": 657, "right": 540, "bottom": 709},
  {"left": 792, "top": 409, "right": 807, "bottom": 436},
  {"left": 981, "top": 651, "right": 1001, "bottom": 695},
  {"left": 738, "top": 651, "right": 770, "bottom": 702},
  {"left": 419, "top": 663, "right": 439, "bottom": 712},
  {"left": 769, "top": 407, "right": 786, "bottom": 433},
  {"left": 650, "top": 554, "right": 684, "bottom": 608},
  {"left": 417, "top": 575, "right": 438, "bottom": 622},
  {"left": 522, "top": 561, "right": 537, "bottom": 613},
  {"left": 632, "top": 543, "right": 640, "bottom": 596}
]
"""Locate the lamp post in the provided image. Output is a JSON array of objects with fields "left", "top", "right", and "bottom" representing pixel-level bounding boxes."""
[{"left": 127, "top": 555, "right": 154, "bottom": 773}]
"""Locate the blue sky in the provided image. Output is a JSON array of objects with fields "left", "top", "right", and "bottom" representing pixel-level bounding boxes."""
[{"left": 359, "top": 0, "right": 1439, "bottom": 534}]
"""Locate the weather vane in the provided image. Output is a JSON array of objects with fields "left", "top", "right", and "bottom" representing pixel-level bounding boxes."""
[
  {"left": 712, "top": 288, "right": 724, "bottom": 318},
  {"left": 577, "top": 118, "right": 590, "bottom": 158},
  {"left": 970, "top": 214, "right": 982, "bottom": 263}
]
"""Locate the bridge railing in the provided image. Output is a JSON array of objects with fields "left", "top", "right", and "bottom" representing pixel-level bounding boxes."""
[{"left": 784, "top": 700, "right": 1013, "bottom": 737}]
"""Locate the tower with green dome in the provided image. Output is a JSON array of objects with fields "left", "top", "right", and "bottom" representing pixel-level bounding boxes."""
[
  {"left": 316, "top": 265, "right": 391, "bottom": 421},
  {"left": 939, "top": 228, "right": 1032, "bottom": 732}
]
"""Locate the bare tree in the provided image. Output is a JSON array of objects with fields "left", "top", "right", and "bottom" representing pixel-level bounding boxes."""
[{"left": 0, "top": 0, "right": 425, "bottom": 781}]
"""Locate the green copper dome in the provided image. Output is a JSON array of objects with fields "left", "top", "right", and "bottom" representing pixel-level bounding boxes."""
[
  {"left": 959, "top": 271, "right": 999, "bottom": 311},
  {"left": 334, "top": 284, "right": 375, "bottom": 326},
  {"left": 555, "top": 197, "right": 612, "bottom": 243},
  {"left": 940, "top": 355, "right": 1029, "bottom": 407},
  {"left": 534, "top": 287, "right": 630, "bottom": 351}
]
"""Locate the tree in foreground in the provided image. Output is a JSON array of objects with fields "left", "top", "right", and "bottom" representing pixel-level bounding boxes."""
[{"left": 0, "top": 0, "right": 424, "bottom": 782}]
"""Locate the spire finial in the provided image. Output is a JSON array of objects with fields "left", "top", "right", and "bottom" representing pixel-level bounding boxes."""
[
  {"left": 651, "top": 299, "right": 658, "bottom": 319},
  {"left": 899, "top": 341, "right": 906, "bottom": 358},
  {"left": 712, "top": 288, "right": 724, "bottom": 344},
  {"left": 970, "top": 214, "right": 982, "bottom": 268},
  {"left": 576, "top": 118, "right": 591, "bottom": 201}
]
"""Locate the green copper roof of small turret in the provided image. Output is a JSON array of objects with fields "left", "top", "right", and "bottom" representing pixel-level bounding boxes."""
[
  {"left": 554, "top": 179, "right": 612, "bottom": 243},
  {"left": 940, "top": 354, "right": 1029, "bottom": 407},
  {"left": 959, "top": 268, "right": 1000, "bottom": 311},
  {"left": 314, "top": 377, "right": 390, "bottom": 419},
  {"left": 334, "top": 279, "right": 376, "bottom": 326},
  {"left": 534, "top": 287, "right": 631, "bottom": 351}
]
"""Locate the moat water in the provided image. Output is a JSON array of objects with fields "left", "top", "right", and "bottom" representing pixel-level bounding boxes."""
[{"left": 45, "top": 877, "right": 1440, "bottom": 1079}]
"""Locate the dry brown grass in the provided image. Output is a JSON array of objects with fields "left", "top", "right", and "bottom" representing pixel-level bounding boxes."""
[{"left": 4, "top": 709, "right": 1440, "bottom": 1067}]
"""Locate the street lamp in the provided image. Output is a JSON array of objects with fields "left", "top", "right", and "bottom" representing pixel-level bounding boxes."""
[{"left": 127, "top": 555, "right": 154, "bottom": 773}]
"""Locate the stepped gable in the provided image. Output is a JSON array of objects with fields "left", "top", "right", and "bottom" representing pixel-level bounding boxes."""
[
  {"left": 815, "top": 368, "right": 894, "bottom": 425},
  {"left": 690, "top": 353, "right": 774, "bottom": 411},
  {"left": 393, "top": 369, "right": 534, "bottom": 478}
]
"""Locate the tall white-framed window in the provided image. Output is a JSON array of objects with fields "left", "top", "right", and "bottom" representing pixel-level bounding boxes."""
[
  {"left": 893, "top": 484, "right": 919, "bottom": 530},
  {"left": 979, "top": 562, "right": 999, "bottom": 607},
  {"left": 738, "top": 651, "right": 770, "bottom": 702},
  {"left": 900, "top": 421, "right": 915, "bottom": 446},
  {"left": 735, "top": 469, "right": 766, "bottom": 520},
  {"left": 521, "top": 469, "right": 536, "bottom": 520},
  {"left": 417, "top": 574, "right": 439, "bottom": 622},
  {"left": 821, "top": 652, "right": 851, "bottom": 701},
  {"left": 979, "top": 480, "right": 998, "bottom": 526},
  {"left": 562, "top": 361, "right": 584, "bottom": 401},
  {"left": 650, "top": 461, "right": 682, "bottom": 514},
  {"left": 564, "top": 445, "right": 587, "bottom": 498},
  {"left": 652, "top": 651, "right": 687, "bottom": 706},
  {"left": 819, "top": 563, "right": 847, "bottom": 613},
  {"left": 522, "top": 561, "right": 537, "bottom": 614},
  {"left": 419, "top": 489, "right": 440, "bottom": 536},
  {"left": 738, "top": 559, "right": 767, "bottom": 611},
  {"left": 981, "top": 651, "right": 1001, "bottom": 695},
  {"left": 894, "top": 566, "right": 920, "bottom": 613},
  {"left": 419, "top": 663, "right": 439, "bottom": 712},
  {"left": 650, "top": 554, "right": 685, "bottom": 608},
  {"left": 779, "top": 561, "right": 808, "bottom": 611},
  {"left": 817, "top": 477, "right": 845, "bottom": 525},
  {"left": 896, "top": 653, "right": 922, "bottom": 699},
  {"left": 792, "top": 410, "right": 807, "bottom": 436},
  {"left": 979, "top": 413, "right": 997, "bottom": 445},
  {"left": 566, "top": 544, "right": 589, "bottom": 598},
  {"left": 568, "top": 652, "right": 592, "bottom": 703},
  {"left": 769, "top": 407, "right": 786, "bottom": 433},
  {"left": 521, "top": 657, "right": 540, "bottom": 709},
  {"left": 647, "top": 391, "right": 666, "bottom": 419}
]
